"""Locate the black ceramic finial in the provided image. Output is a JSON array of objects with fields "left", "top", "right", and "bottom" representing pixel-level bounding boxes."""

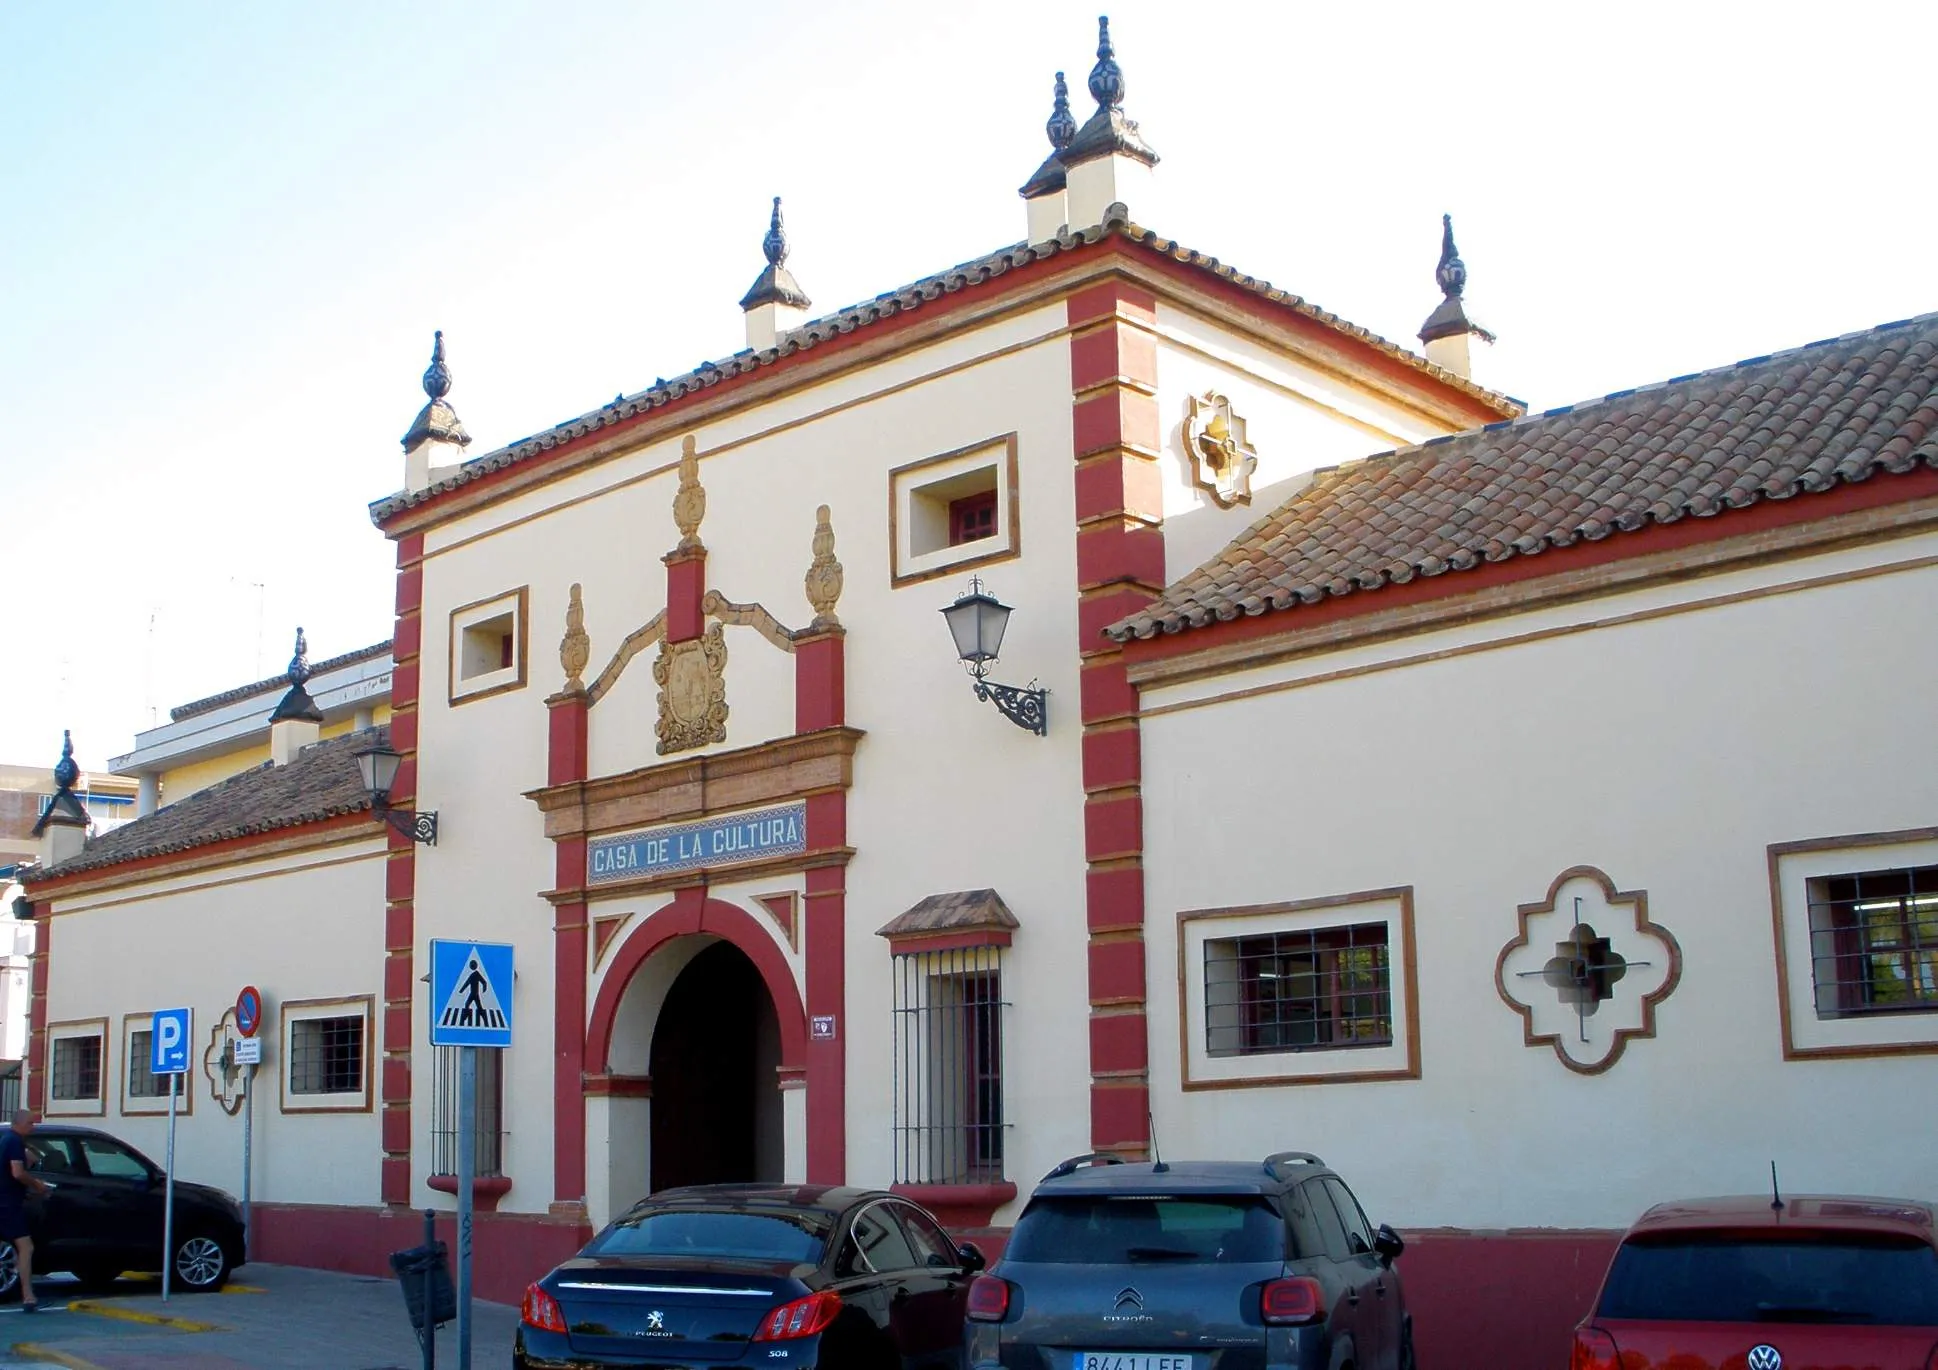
[
  {"left": 1436, "top": 214, "right": 1467, "bottom": 300},
  {"left": 288, "top": 627, "right": 311, "bottom": 686},
  {"left": 422, "top": 330, "right": 452, "bottom": 401},
  {"left": 1047, "top": 71, "right": 1077, "bottom": 150},
  {"left": 52, "top": 730, "right": 78, "bottom": 791},
  {"left": 763, "top": 198, "right": 788, "bottom": 269},
  {"left": 1088, "top": 16, "right": 1124, "bottom": 109}
]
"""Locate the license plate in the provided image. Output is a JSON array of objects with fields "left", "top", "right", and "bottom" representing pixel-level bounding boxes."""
[{"left": 1072, "top": 1355, "right": 1197, "bottom": 1370}]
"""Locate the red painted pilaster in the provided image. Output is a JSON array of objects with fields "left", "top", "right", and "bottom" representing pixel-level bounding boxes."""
[
  {"left": 793, "top": 628, "right": 846, "bottom": 733},
  {"left": 25, "top": 908, "right": 45, "bottom": 1113},
  {"left": 545, "top": 689, "right": 591, "bottom": 1208},
  {"left": 664, "top": 549, "right": 707, "bottom": 644},
  {"left": 1068, "top": 281, "right": 1160, "bottom": 1159},
  {"left": 804, "top": 791, "right": 847, "bottom": 1183},
  {"left": 381, "top": 531, "right": 425, "bottom": 1206}
]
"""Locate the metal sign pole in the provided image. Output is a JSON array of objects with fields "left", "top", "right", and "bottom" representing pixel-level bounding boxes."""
[
  {"left": 456, "top": 1045, "right": 476, "bottom": 1370},
  {"left": 162, "top": 1072, "right": 178, "bottom": 1302},
  {"left": 241, "top": 1064, "right": 253, "bottom": 1262}
]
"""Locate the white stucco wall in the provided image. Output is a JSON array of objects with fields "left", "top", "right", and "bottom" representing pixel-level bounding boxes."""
[
  {"left": 1139, "top": 532, "right": 1938, "bottom": 1232},
  {"left": 41, "top": 839, "right": 387, "bottom": 1209},
  {"left": 413, "top": 301, "right": 1092, "bottom": 1222}
]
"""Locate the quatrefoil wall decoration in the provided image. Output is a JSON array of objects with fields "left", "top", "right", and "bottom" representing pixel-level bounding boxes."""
[{"left": 1495, "top": 866, "right": 1681, "bottom": 1074}]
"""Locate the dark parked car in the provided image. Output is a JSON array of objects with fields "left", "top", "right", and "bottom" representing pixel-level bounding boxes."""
[
  {"left": 1572, "top": 1194, "right": 1938, "bottom": 1370},
  {"left": 516, "top": 1183, "right": 986, "bottom": 1369},
  {"left": 967, "top": 1151, "right": 1413, "bottom": 1370},
  {"left": 0, "top": 1124, "right": 245, "bottom": 1296}
]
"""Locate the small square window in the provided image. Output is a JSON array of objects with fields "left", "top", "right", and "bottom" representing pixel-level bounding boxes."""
[
  {"left": 52, "top": 1035, "right": 101, "bottom": 1102},
  {"left": 1807, "top": 866, "right": 1938, "bottom": 1019},
  {"left": 890, "top": 435, "right": 1020, "bottom": 585},
  {"left": 448, "top": 588, "right": 528, "bottom": 705}
]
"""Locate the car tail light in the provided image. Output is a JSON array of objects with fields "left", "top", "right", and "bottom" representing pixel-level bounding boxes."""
[
  {"left": 1570, "top": 1325, "right": 1619, "bottom": 1370},
  {"left": 966, "top": 1274, "right": 1012, "bottom": 1322},
  {"left": 1260, "top": 1276, "right": 1325, "bottom": 1325},
  {"left": 753, "top": 1290, "right": 842, "bottom": 1341},
  {"left": 520, "top": 1283, "right": 567, "bottom": 1334}
]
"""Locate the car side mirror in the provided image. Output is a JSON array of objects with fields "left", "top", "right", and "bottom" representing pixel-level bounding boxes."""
[
  {"left": 957, "top": 1242, "right": 987, "bottom": 1273},
  {"left": 1373, "top": 1223, "right": 1405, "bottom": 1266}
]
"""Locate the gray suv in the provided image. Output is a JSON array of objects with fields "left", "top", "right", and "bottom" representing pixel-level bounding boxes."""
[{"left": 966, "top": 1151, "right": 1413, "bottom": 1370}]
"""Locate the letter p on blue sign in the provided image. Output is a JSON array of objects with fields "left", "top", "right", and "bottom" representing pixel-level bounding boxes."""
[{"left": 151, "top": 1007, "right": 192, "bottom": 1076}]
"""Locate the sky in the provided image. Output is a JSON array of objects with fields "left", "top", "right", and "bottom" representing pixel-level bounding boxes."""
[{"left": 3, "top": 0, "right": 1935, "bottom": 772}]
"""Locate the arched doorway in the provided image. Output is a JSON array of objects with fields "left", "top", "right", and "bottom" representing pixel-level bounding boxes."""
[{"left": 648, "top": 939, "right": 785, "bottom": 1192}]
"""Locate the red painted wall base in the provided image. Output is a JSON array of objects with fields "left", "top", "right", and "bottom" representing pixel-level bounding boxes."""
[
  {"left": 250, "top": 1202, "right": 591, "bottom": 1307},
  {"left": 1397, "top": 1228, "right": 1620, "bottom": 1370}
]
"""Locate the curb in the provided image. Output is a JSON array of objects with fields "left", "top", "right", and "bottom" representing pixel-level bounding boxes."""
[
  {"left": 63, "top": 1301, "right": 224, "bottom": 1333},
  {"left": 13, "top": 1344, "right": 111, "bottom": 1370}
]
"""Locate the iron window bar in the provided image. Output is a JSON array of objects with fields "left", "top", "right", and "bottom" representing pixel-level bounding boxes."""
[{"left": 890, "top": 944, "right": 1010, "bottom": 1186}]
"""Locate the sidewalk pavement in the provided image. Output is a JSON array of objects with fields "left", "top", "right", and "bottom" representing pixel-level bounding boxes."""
[{"left": 0, "top": 1264, "right": 521, "bottom": 1370}]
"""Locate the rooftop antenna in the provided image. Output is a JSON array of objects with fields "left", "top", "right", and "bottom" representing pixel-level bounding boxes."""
[
  {"left": 1770, "top": 1160, "right": 1784, "bottom": 1212},
  {"left": 1149, "top": 1111, "right": 1168, "bottom": 1173}
]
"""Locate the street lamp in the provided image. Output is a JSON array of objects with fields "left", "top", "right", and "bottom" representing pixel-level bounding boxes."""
[
  {"left": 940, "top": 578, "right": 1047, "bottom": 736},
  {"left": 354, "top": 745, "right": 439, "bottom": 845}
]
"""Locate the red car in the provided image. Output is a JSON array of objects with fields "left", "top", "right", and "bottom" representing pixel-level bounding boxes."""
[{"left": 1573, "top": 1194, "right": 1938, "bottom": 1370}]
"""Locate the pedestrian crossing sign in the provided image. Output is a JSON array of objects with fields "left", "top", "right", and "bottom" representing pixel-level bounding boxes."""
[{"left": 429, "top": 940, "right": 515, "bottom": 1048}]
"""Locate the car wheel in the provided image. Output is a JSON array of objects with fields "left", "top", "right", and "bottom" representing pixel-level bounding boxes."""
[
  {"left": 68, "top": 1263, "right": 123, "bottom": 1293},
  {"left": 172, "top": 1234, "right": 231, "bottom": 1292}
]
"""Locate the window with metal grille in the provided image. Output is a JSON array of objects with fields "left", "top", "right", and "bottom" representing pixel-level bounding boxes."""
[
  {"left": 1808, "top": 865, "right": 1938, "bottom": 1017},
  {"left": 51, "top": 1034, "right": 101, "bottom": 1101},
  {"left": 126, "top": 1030, "right": 166, "bottom": 1099},
  {"left": 288, "top": 1014, "right": 364, "bottom": 1095},
  {"left": 1205, "top": 922, "right": 1392, "bottom": 1056},
  {"left": 890, "top": 946, "right": 1006, "bottom": 1185},
  {"left": 430, "top": 1046, "right": 505, "bottom": 1177}
]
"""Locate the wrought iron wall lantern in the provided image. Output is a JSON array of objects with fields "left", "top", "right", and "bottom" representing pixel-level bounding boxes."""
[
  {"left": 940, "top": 578, "right": 1047, "bottom": 736},
  {"left": 354, "top": 745, "right": 439, "bottom": 845}
]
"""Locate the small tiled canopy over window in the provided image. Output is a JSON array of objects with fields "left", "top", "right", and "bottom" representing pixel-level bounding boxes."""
[
  {"left": 51, "top": 1033, "right": 102, "bottom": 1102},
  {"left": 432, "top": 1046, "right": 505, "bottom": 1177},
  {"left": 877, "top": 890, "right": 1017, "bottom": 1186},
  {"left": 1205, "top": 922, "right": 1394, "bottom": 1056},
  {"left": 1808, "top": 864, "right": 1938, "bottom": 1018}
]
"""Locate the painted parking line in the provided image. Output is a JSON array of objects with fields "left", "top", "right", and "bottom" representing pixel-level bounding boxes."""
[
  {"left": 12, "top": 1346, "right": 111, "bottom": 1370},
  {"left": 61, "top": 1302, "right": 223, "bottom": 1333}
]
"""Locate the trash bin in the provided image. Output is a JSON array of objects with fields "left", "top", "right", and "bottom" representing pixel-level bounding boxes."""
[{"left": 390, "top": 1235, "right": 456, "bottom": 1334}]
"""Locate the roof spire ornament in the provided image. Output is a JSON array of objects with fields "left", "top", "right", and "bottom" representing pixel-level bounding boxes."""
[
  {"left": 1436, "top": 214, "right": 1467, "bottom": 300},
  {"left": 269, "top": 625, "right": 325, "bottom": 725},
  {"left": 763, "top": 197, "right": 788, "bottom": 268},
  {"left": 1048, "top": 71, "right": 1077, "bottom": 150},
  {"left": 52, "top": 730, "right": 78, "bottom": 791},
  {"left": 423, "top": 329, "right": 452, "bottom": 400},
  {"left": 1088, "top": 16, "right": 1125, "bottom": 109},
  {"left": 739, "top": 197, "right": 812, "bottom": 315},
  {"left": 401, "top": 329, "right": 472, "bottom": 452}
]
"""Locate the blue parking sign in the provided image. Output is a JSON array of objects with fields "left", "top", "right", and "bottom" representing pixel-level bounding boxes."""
[
  {"left": 151, "top": 1007, "right": 192, "bottom": 1075},
  {"left": 429, "top": 940, "right": 514, "bottom": 1048}
]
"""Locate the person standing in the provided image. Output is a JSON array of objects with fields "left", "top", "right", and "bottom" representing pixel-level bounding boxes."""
[{"left": 0, "top": 1110, "right": 50, "bottom": 1311}]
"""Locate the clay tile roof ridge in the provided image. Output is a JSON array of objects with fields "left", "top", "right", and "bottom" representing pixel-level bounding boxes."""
[{"left": 368, "top": 213, "right": 1521, "bottom": 525}]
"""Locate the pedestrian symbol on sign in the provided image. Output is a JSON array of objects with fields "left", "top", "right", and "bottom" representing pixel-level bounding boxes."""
[{"left": 438, "top": 950, "right": 508, "bottom": 1032}]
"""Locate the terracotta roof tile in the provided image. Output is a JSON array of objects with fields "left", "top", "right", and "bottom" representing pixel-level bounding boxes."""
[
  {"left": 369, "top": 208, "right": 1520, "bottom": 525},
  {"left": 170, "top": 642, "right": 392, "bottom": 722},
  {"left": 1109, "top": 314, "right": 1938, "bottom": 642},
  {"left": 23, "top": 727, "right": 385, "bottom": 884}
]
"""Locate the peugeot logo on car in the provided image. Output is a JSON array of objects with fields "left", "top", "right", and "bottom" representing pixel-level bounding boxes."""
[
  {"left": 647, "top": 1311, "right": 665, "bottom": 1330},
  {"left": 1746, "top": 1345, "right": 1781, "bottom": 1370}
]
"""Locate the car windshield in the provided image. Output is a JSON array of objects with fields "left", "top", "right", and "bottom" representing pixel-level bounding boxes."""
[
  {"left": 1004, "top": 1194, "right": 1282, "bottom": 1264},
  {"left": 582, "top": 1208, "right": 830, "bottom": 1264},
  {"left": 1599, "top": 1231, "right": 1938, "bottom": 1325}
]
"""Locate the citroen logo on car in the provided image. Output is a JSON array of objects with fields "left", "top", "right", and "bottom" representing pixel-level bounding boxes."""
[
  {"left": 1113, "top": 1286, "right": 1143, "bottom": 1311},
  {"left": 1746, "top": 1345, "right": 1781, "bottom": 1370}
]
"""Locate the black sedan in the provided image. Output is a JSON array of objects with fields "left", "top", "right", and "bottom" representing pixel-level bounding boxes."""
[
  {"left": 0, "top": 1124, "right": 246, "bottom": 1296},
  {"left": 516, "top": 1184, "right": 986, "bottom": 1369}
]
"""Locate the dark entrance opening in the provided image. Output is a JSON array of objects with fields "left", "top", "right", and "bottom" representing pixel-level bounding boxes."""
[{"left": 648, "top": 940, "right": 783, "bottom": 1193}]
